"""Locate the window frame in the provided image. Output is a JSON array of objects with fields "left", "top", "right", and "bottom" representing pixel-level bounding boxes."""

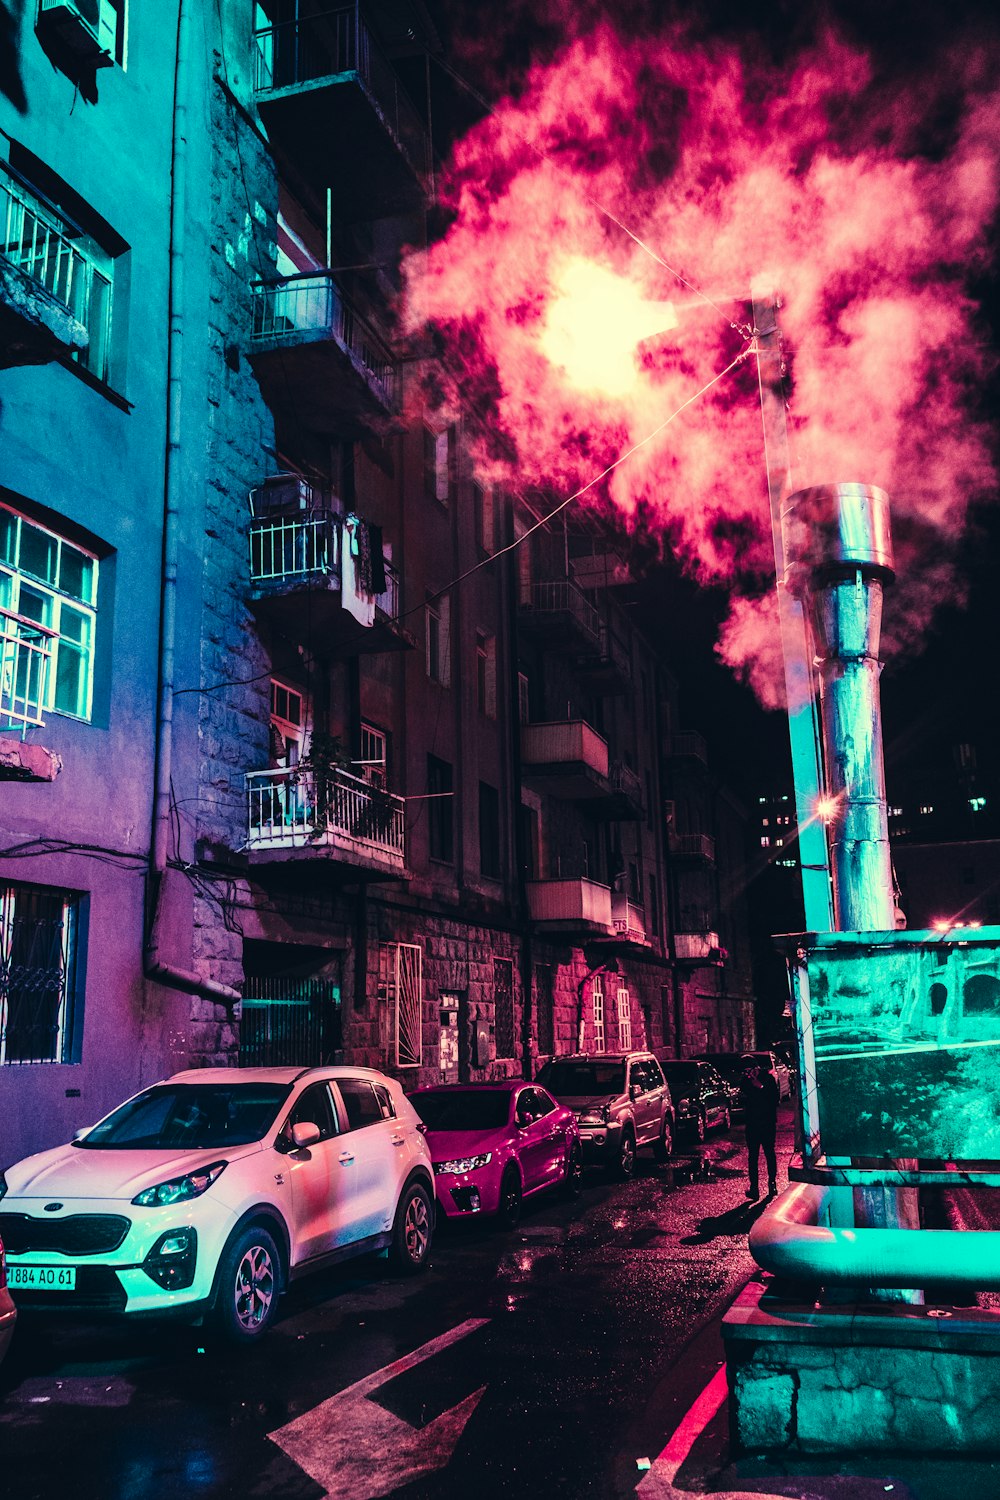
[{"left": 0, "top": 881, "right": 84, "bottom": 1066}]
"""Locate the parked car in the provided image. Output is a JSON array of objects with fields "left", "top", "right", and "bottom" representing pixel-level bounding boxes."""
[
  {"left": 535, "top": 1052, "right": 674, "bottom": 1178},
  {"left": 657, "top": 1059, "right": 732, "bottom": 1143},
  {"left": 0, "top": 1232, "right": 15, "bottom": 1368},
  {"left": 411, "top": 1081, "right": 581, "bottom": 1229},
  {"left": 696, "top": 1050, "right": 792, "bottom": 1110},
  {"left": 0, "top": 1066, "right": 434, "bottom": 1343}
]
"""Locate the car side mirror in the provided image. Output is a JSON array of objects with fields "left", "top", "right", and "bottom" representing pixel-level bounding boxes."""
[{"left": 291, "top": 1121, "right": 321, "bottom": 1149}]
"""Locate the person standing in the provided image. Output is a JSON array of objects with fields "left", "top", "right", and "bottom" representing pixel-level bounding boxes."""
[{"left": 740, "top": 1054, "right": 779, "bottom": 1200}]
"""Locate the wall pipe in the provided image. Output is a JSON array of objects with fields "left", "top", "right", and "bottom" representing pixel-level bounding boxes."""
[
  {"left": 750, "top": 1181, "right": 1000, "bottom": 1290},
  {"left": 145, "top": 0, "right": 240, "bottom": 1007}
]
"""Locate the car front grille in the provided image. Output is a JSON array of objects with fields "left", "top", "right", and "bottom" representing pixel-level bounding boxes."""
[
  {"left": 0, "top": 1213, "right": 131, "bottom": 1256},
  {"left": 10, "top": 1265, "right": 128, "bottom": 1313}
]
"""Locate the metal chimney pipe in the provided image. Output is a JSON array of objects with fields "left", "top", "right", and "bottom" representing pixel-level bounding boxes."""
[{"left": 783, "top": 483, "right": 895, "bottom": 932}]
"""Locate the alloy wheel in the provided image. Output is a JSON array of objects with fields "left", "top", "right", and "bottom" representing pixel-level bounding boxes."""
[
  {"left": 403, "top": 1189, "right": 431, "bottom": 1264},
  {"left": 233, "top": 1243, "right": 275, "bottom": 1334}
]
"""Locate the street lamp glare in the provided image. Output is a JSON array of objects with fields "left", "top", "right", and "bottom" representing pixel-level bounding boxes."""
[{"left": 539, "top": 256, "right": 678, "bottom": 397}]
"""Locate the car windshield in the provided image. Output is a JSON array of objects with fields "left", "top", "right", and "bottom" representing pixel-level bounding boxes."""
[
  {"left": 76, "top": 1084, "right": 293, "bottom": 1150},
  {"left": 660, "top": 1062, "right": 698, "bottom": 1087},
  {"left": 537, "top": 1061, "right": 626, "bottom": 1096},
  {"left": 413, "top": 1091, "right": 511, "bottom": 1130}
]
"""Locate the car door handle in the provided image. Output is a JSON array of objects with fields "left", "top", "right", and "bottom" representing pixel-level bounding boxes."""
[
  {"left": 339, "top": 1150, "right": 355, "bottom": 1164},
  {"left": 390, "top": 1135, "right": 406, "bottom": 1147}
]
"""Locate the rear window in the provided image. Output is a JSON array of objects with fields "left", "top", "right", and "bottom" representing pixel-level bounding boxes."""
[
  {"left": 413, "top": 1090, "right": 511, "bottom": 1130},
  {"left": 77, "top": 1084, "right": 291, "bottom": 1150},
  {"left": 660, "top": 1062, "right": 698, "bottom": 1087},
  {"left": 536, "top": 1061, "right": 626, "bottom": 1096}
]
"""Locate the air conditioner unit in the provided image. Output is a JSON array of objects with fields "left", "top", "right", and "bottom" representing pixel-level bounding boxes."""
[
  {"left": 250, "top": 475, "right": 316, "bottom": 518},
  {"left": 38, "top": 0, "right": 112, "bottom": 65}
]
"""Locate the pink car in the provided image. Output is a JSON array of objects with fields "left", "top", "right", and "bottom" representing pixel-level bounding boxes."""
[{"left": 411, "top": 1081, "right": 582, "bottom": 1229}]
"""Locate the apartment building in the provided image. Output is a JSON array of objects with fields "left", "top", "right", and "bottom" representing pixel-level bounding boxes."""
[{"left": 1, "top": 0, "right": 754, "bottom": 1166}]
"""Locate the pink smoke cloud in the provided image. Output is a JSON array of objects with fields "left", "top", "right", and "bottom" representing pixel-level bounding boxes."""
[{"left": 401, "top": 23, "right": 999, "bottom": 705}]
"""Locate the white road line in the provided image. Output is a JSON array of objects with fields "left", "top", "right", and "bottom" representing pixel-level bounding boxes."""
[{"left": 269, "top": 1317, "right": 490, "bottom": 1500}]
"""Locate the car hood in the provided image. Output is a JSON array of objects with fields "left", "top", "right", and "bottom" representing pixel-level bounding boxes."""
[
  {"left": 424, "top": 1127, "right": 506, "bottom": 1159},
  {"left": 3, "top": 1140, "right": 263, "bottom": 1201},
  {"left": 550, "top": 1094, "right": 618, "bottom": 1113}
]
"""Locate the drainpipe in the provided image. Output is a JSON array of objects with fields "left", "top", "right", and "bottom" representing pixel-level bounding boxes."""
[{"left": 145, "top": 0, "right": 239, "bottom": 1007}]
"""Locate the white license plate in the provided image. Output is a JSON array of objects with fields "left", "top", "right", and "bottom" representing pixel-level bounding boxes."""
[{"left": 9, "top": 1264, "right": 77, "bottom": 1291}]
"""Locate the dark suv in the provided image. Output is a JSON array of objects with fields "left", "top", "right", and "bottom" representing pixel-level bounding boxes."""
[
  {"left": 535, "top": 1052, "right": 674, "bottom": 1178},
  {"left": 657, "top": 1059, "right": 732, "bottom": 1143}
]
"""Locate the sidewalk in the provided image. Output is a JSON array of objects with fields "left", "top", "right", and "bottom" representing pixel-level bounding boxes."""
[{"left": 625, "top": 1109, "right": 1000, "bottom": 1500}]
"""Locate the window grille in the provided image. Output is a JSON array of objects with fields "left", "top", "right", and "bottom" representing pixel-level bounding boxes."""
[
  {"left": 617, "top": 984, "right": 632, "bottom": 1051},
  {"left": 0, "top": 503, "right": 98, "bottom": 724},
  {"left": 535, "top": 964, "right": 554, "bottom": 1056},
  {"left": 592, "top": 972, "right": 605, "bottom": 1053},
  {"left": 0, "top": 883, "right": 80, "bottom": 1065},
  {"left": 493, "top": 957, "right": 515, "bottom": 1059},
  {"left": 379, "top": 942, "right": 423, "bottom": 1068}
]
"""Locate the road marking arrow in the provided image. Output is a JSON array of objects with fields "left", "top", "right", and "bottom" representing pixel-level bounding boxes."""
[{"left": 269, "top": 1317, "right": 490, "bottom": 1499}]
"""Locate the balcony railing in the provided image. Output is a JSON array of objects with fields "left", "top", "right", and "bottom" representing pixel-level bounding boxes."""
[
  {"left": 253, "top": 5, "right": 427, "bottom": 180},
  {"left": 609, "top": 760, "right": 642, "bottom": 806},
  {"left": 612, "top": 895, "right": 648, "bottom": 945},
  {"left": 674, "top": 930, "right": 723, "bottom": 962},
  {"left": 670, "top": 832, "right": 716, "bottom": 862},
  {"left": 250, "top": 510, "right": 341, "bottom": 585},
  {"left": 1, "top": 162, "right": 109, "bottom": 378},
  {"left": 0, "top": 608, "right": 54, "bottom": 734},
  {"left": 247, "top": 764, "right": 405, "bottom": 869},
  {"left": 520, "top": 720, "right": 609, "bottom": 778},
  {"left": 519, "top": 579, "right": 601, "bottom": 649},
  {"left": 251, "top": 272, "right": 398, "bottom": 412},
  {"left": 670, "top": 730, "right": 708, "bottom": 763}
]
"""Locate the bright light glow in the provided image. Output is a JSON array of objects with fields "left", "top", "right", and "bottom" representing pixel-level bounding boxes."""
[
  {"left": 539, "top": 258, "right": 678, "bottom": 396},
  {"left": 933, "top": 918, "right": 954, "bottom": 931},
  {"left": 815, "top": 795, "right": 840, "bottom": 823}
]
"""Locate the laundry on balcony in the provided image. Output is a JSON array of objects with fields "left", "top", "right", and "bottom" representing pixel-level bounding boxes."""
[{"left": 342, "top": 512, "right": 387, "bottom": 626}]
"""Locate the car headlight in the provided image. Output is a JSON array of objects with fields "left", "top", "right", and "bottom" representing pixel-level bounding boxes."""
[
  {"left": 577, "top": 1107, "right": 609, "bottom": 1126},
  {"left": 132, "top": 1161, "right": 227, "bottom": 1207},
  {"left": 435, "top": 1153, "right": 493, "bottom": 1175}
]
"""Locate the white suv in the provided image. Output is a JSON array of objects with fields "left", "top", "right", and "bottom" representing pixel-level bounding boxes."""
[{"left": 0, "top": 1066, "right": 435, "bottom": 1342}]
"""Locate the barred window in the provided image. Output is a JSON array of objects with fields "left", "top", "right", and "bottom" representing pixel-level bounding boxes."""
[
  {"left": 493, "top": 957, "right": 515, "bottom": 1060},
  {"left": 1, "top": 883, "right": 83, "bottom": 1065},
  {"left": 378, "top": 941, "right": 423, "bottom": 1068}
]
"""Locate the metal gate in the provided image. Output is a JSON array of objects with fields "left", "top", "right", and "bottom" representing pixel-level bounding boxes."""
[{"left": 239, "top": 976, "right": 342, "bottom": 1067}]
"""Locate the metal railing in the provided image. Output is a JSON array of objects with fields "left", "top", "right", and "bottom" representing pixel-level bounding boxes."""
[
  {"left": 674, "top": 930, "right": 722, "bottom": 961},
  {"left": 520, "top": 719, "right": 609, "bottom": 777},
  {"left": 671, "top": 831, "right": 716, "bottom": 862},
  {"left": 247, "top": 764, "right": 405, "bottom": 863},
  {"left": 249, "top": 511, "right": 341, "bottom": 584},
  {"left": 0, "top": 608, "right": 54, "bottom": 734},
  {"left": 670, "top": 730, "right": 708, "bottom": 763},
  {"left": 250, "top": 271, "right": 398, "bottom": 410},
  {"left": 521, "top": 579, "right": 601, "bottom": 643},
  {"left": 253, "top": 4, "right": 427, "bottom": 175},
  {"left": 1, "top": 162, "right": 110, "bottom": 380},
  {"left": 609, "top": 760, "right": 642, "bottom": 805}
]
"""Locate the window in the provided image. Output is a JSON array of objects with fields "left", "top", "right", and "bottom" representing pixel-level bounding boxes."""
[
  {"left": 1, "top": 882, "right": 83, "bottom": 1065},
  {"left": 617, "top": 984, "right": 632, "bottom": 1051},
  {"left": 479, "top": 781, "right": 501, "bottom": 879},
  {"left": 360, "top": 721, "right": 387, "bottom": 788},
  {"left": 0, "top": 155, "right": 118, "bottom": 383},
  {"left": 378, "top": 941, "right": 423, "bottom": 1068},
  {"left": 426, "top": 593, "right": 451, "bottom": 685},
  {"left": 476, "top": 631, "right": 496, "bottom": 717},
  {"left": 493, "top": 957, "right": 515, "bottom": 1059},
  {"left": 285, "top": 1082, "right": 337, "bottom": 1142},
  {"left": 0, "top": 502, "right": 98, "bottom": 723},
  {"left": 427, "top": 755, "right": 454, "bottom": 863},
  {"left": 269, "top": 678, "right": 305, "bottom": 766},
  {"left": 535, "top": 963, "right": 554, "bottom": 1056},
  {"left": 592, "top": 972, "right": 605, "bottom": 1053},
  {"left": 517, "top": 671, "right": 530, "bottom": 725},
  {"left": 473, "top": 481, "right": 494, "bottom": 552},
  {"left": 423, "top": 426, "right": 450, "bottom": 504},
  {"left": 337, "top": 1078, "right": 384, "bottom": 1129},
  {"left": 648, "top": 872, "right": 659, "bottom": 937}
]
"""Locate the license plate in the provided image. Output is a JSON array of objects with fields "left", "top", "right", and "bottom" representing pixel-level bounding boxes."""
[{"left": 9, "top": 1264, "right": 77, "bottom": 1291}]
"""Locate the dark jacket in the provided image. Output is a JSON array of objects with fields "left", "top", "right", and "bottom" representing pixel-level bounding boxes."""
[{"left": 739, "top": 1069, "right": 779, "bottom": 1129}]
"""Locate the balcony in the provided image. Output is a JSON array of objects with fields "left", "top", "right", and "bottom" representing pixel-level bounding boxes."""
[
  {"left": 519, "top": 723, "right": 643, "bottom": 818},
  {"left": 525, "top": 878, "right": 614, "bottom": 936},
  {"left": 575, "top": 623, "right": 632, "bottom": 695},
  {"left": 249, "top": 272, "right": 399, "bottom": 436},
  {"left": 247, "top": 505, "right": 411, "bottom": 655},
  {"left": 612, "top": 895, "right": 650, "bottom": 946},
  {"left": 517, "top": 579, "right": 602, "bottom": 657},
  {"left": 670, "top": 730, "right": 708, "bottom": 764},
  {"left": 253, "top": 6, "right": 428, "bottom": 220},
  {"left": 674, "top": 930, "right": 724, "bottom": 963},
  {"left": 1, "top": 164, "right": 90, "bottom": 369},
  {"left": 246, "top": 764, "right": 405, "bottom": 877},
  {"left": 670, "top": 831, "right": 716, "bottom": 863}
]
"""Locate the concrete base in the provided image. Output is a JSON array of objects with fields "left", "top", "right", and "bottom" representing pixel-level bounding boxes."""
[{"left": 724, "top": 1279, "right": 1000, "bottom": 1454}]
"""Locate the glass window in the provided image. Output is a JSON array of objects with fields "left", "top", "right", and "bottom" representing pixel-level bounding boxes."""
[
  {"left": 0, "top": 503, "right": 99, "bottom": 726},
  {"left": 0, "top": 882, "right": 82, "bottom": 1065},
  {"left": 414, "top": 1089, "right": 510, "bottom": 1130},
  {"left": 79, "top": 1083, "right": 292, "bottom": 1147},
  {"left": 337, "top": 1078, "right": 384, "bottom": 1130},
  {"left": 427, "top": 755, "right": 454, "bottom": 863},
  {"left": 426, "top": 594, "right": 451, "bottom": 686}
]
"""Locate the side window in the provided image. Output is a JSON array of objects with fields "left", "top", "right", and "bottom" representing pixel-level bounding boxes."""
[
  {"left": 529, "top": 1086, "right": 555, "bottom": 1117},
  {"left": 631, "top": 1060, "right": 651, "bottom": 1093},
  {"left": 373, "top": 1083, "right": 396, "bottom": 1120},
  {"left": 337, "top": 1078, "right": 383, "bottom": 1130},
  {"left": 647, "top": 1060, "right": 664, "bottom": 1090},
  {"left": 285, "top": 1082, "right": 337, "bottom": 1142}
]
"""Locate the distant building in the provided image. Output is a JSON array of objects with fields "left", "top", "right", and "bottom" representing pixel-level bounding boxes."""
[{"left": 1, "top": 2, "right": 754, "bottom": 1164}]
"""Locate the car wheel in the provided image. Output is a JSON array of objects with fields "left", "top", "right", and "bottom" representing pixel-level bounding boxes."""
[
  {"left": 496, "top": 1166, "right": 523, "bottom": 1229},
  {"left": 614, "top": 1129, "right": 636, "bottom": 1180},
  {"left": 693, "top": 1110, "right": 707, "bottom": 1145},
  {"left": 653, "top": 1118, "right": 673, "bottom": 1161},
  {"left": 213, "top": 1225, "right": 281, "bottom": 1344},
  {"left": 389, "top": 1181, "right": 433, "bottom": 1273},
  {"left": 561, "top": 1142, "right": 583, "bottom": 1198}
]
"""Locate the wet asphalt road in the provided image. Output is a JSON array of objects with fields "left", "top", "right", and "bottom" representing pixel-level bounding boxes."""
[{"left": 0, "top": 1110, "right": 795, "bottom": 1500}]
